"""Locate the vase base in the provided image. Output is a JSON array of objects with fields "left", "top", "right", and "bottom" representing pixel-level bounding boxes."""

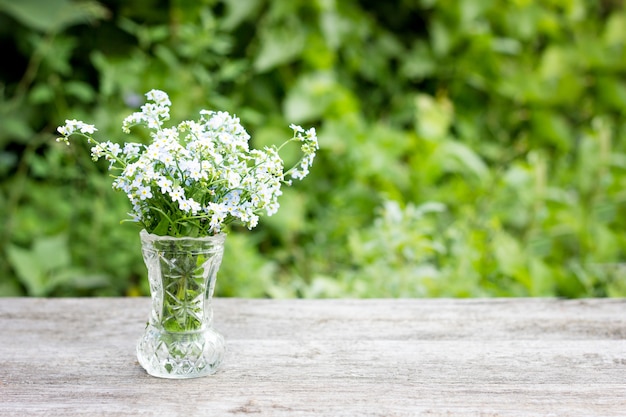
[{"left": 136, "top": 326, "right": 225, "bottom": 379}]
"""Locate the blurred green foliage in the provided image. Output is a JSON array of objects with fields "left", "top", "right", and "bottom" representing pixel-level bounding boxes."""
[{"left": 1, "top": 0, "right": 625, "bottom": 298}]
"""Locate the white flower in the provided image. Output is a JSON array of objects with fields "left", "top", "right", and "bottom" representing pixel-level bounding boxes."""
[
  {"left": 290, "top": 169, "right": 305, "bottom": 180},
  {"left": 247, "top": 214, "right": 259, "bottom": 229},
  {"left": 178, "top": 199, "right": 191, "bottom": 212},
  {"left": 64, "top": 119, "right": 80, "bottom": 132},
  {"left": 137, "top": 186, "right": 153, "bottom": 200},
  {"left": 112, "top": 177, "right": 130, "bottom": 193},
  {"left": 123, "top": 162, "right": 139, "bottom": 178},
  {"left": 123, "top": 143, "right": 141, "bottom": 157},
  {"left": 289, "top": 123, "right": 304, "bottom": 133},
  {"left": 57, "top": 125, "right": 70, "bottom": 136},
  {"left": 181, "top": 160, "right": 203, "bottom": 181},
  {"left": 79, "top": 123, "right": 97, "bottom": 134},
  {"left": 223, "top": 190, "right": 242, "bottom": 206},
  {"left": 169, "top": 186, "right": 184, "bottom": 202},
  {"left": 146, "top": 144, "right": 160, "bottom": 160},
  {"left": 145, "top": 89, "right": 171, "bottom": 106},
  {"left": 187, "top": 198, "right": 201, "bottom": 214},
  {"left": 55, "top": 89, "right": 317, "bottom": 236},
  {"left": 156, "top": 176, "right": 173, "bottom": 193},
  {"left": 108, "top": 143, "right": 121, "bottom": 157},
  {"left": 161, "top": 152, "right": 175, "bottom": 166},
  {"left": 225, "top": 170, "right": 241, "bottom": 188}
]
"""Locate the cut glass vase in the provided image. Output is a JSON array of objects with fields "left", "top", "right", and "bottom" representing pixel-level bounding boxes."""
[{"left": 136, "top": 230, "right": 226, "bottom": 379}]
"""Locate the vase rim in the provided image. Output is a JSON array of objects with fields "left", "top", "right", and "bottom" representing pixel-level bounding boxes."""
[{"left": 140, "top": 229, "right": 227, "bottom": 243}]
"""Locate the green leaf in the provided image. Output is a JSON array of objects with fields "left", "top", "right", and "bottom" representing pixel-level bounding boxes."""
[
  {"left": 0, "top": 151, "right": 18, "bottom": 176},
  {"left": 50, "top": 269, "right": 109, "bottom": 290},
  {"left": 492, "top": 231, "right": 526, "bottom": 279},
  {"left": 152, "top": 217, "right": 171, "bottom": 236},
  {"left": 401, "top": 41, "right": 436, "bottom": 79},
  {"left": 0, "top": 0, "right": 109, "bottom": 33},
  {"left": 539, "top": 46, "right": 570, "bottom": 80},
  {"left": 221, "top": 0, "right": 262, "bottom": 30},
  {"left": 415, "top": 93, "right": 454, "bottom": 140},
  {"left": 6, "top": 235, "right": 73, "bottom": 296},
  {"left": 6, "top": 244, "right": 45, "bottom": 296},
  {"left": 529, "top": 259, "right": 554, "bottom": 296},
  {"left": 29, "top": 83, "right": 55, "bottom": 104},
  {"left": 64, "top": 81, "right": 96, "bottom": 102},
  {"left": 283, "top": 72, "right": 337, "bottom": 123},
  {"left": 0, "top": 116, "right": 33, "bottom": 143},
  {"left": 33, "top": 234, "right": 71, "bottom": 272},
  {"left": 254, "top": 25, "right": 306, "bottom": 72},
  {"left": 531, "top": 111, "right": 572, "bottom": 152},
  {"left": 603, "top": 13, "right": 626, "bottom": 46},
  {"left": 597, "top": 76, "right": 626, "bottom": 111},
  {"left": 491, "top": 37, "right": 522, "bottom": 55},
  {"left": 437, "top": 141, "right": 490, "bottom": 182},
  {"left": 429, "top": 18, "right": 452, "bottom": 57},
  {"left": 320, "top": 9, "right": 353, "bottom": 51},
  {"left": 264, "top": 189, "right": 306, "bottom": 239}
]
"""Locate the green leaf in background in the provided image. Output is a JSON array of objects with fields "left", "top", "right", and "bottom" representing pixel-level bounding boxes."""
[
  {"left": 414, "top": 94, "right": 454, "bottom": 140},
  {"left": 531, "top": 111, "right": 572, "bottom": 153},
  {"left": 0, "top": 116, "right": 33, "bottom": 143},
  {"left": 220, "top": 0, "right": 262, "bottom": 30},
  {"left": 596, "top": 76, "right": 626, "bottom": 112},
  {"left": 6, "top": 244, "right": 44, "bottom": 296},
  {"left": 64, "top": 81, "right": 97, "bottom": 103},
  {"left": 0, "top": 0, "right": 109, "bottom": 33},
  {"left": 1, "top": 0, "right": 625, "bottom": 298},
  {"left": 28, "top": 83, "right": 55, "bottom": 104},
  {"left": 254, "top": 23, "right": 306, "bottom": 73},
  {"left": 7, "top": 234, "right": 71, "bottom": 296},
  {"left": 401, "top": 41, "right": 436, "bottom": 80},
  {"left": 603, "top": 13, "right": 626, "bottom": 46},
  {"left": 435, "top": 141, "right": 490, "bottom": 183},
  {"left": 283, "top": 72, "right": 353, "bottom": 123}
]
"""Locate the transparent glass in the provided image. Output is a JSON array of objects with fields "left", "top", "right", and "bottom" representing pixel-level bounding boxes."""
[{"left": 136, "top": 230, "right": 226, "bottom": 379}]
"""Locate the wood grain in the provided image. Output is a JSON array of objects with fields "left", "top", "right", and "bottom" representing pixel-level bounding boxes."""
[{"left": 0, "top": 298, "right": 625, "bottom": 416}]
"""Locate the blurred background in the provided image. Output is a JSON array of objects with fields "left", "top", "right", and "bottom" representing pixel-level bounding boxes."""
[{"left": 1, "top": 0, "right": 625, "bottom": 298}]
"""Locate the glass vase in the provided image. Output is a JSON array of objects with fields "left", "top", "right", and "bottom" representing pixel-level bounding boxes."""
[{"left": 136, "top": 229, "right": 226, "bottom": 379}]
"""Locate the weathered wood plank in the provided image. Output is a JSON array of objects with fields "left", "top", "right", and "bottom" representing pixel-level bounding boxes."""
[{"left": 0, "top": 298, "right": 625, "bottom": 416}]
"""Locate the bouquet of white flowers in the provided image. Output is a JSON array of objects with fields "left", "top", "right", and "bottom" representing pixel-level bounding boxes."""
[{"left": 57, "top": 89, "right": 318, "bottom": 237}]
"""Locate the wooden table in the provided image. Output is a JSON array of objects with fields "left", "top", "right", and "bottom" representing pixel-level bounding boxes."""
[{"left": 1, "top": 298, "right": 625, "bottom": 416}]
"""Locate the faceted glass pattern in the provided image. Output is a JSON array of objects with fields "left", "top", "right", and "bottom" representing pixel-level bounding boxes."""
[{"left": 136, "top": 230, "right": 226, "bottom": 378}]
